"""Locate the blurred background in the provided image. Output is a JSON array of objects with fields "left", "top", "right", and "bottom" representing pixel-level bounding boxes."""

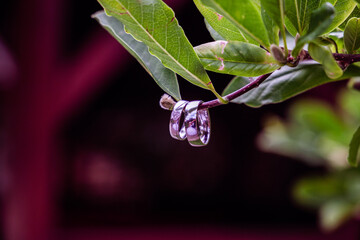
[{"left": 0, "top": 0, "right": 359, "bottom": 240}]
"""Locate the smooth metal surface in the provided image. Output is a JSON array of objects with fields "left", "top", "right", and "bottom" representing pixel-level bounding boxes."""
[
  {"left": 184, "top": 101, "right": 210, "bottom": 147},
  {"left": 169, "top": 100, "right": 188, "bottom": 140}
]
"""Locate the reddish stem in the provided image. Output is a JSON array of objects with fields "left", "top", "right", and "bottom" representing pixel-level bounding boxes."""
[{"left": 199, "top": 73, "right": 272, "bottom": 110}]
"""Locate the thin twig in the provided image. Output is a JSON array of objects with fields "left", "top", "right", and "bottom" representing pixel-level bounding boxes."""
[
  {"left": 199, "top": 73, "right": 272, "bottom": 110},
  {"left": 195, "top": 52, "right": 360, "bottom": 110}
]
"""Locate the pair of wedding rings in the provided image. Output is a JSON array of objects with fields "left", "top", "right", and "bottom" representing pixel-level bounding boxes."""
[{"left": 169, "top": 100, "right": 210, "bottom": 147}]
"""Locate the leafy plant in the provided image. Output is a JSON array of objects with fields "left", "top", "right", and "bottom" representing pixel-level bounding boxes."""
[
  {"left": 93, "top": 0, "right": 360, "bottom": 163},
  {"left": 257, "top": 89, "right": 360, "bottom": 231}
]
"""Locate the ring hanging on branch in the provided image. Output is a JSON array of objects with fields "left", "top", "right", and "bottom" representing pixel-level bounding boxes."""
[
  {"left": 168, "top": 100, "right": 211, "bottom": 147},
  {"left": 169, "top": 100, "right": 188, "bottom": 140}
]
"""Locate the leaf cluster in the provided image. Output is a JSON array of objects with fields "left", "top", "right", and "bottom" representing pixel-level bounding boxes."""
[
  {"left": 258, "top": 89, "right": 360, "bottom": 230},
  {"left": 93, "top": 0, "right": 360, "bottom": 166}
]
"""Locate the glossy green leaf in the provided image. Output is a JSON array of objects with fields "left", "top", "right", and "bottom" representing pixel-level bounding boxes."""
[
  {"left": 348, "top": 125, "right": 360, "bottom": 167},
  {"left": 260, "top": 0, "right": 285, "bottom": 46},
  {"left": 193, "top": 0, "right": 270, "bottom": 48},
  {"left": 344, "top": 17, "right": 360, "bottom": 54},
  {"left": 229, "top": 63, "right": 360, "bottom": 107},
  {"left": 194, "top": 41, "right": 280, "bottom": 76},
  {"left": 97, "top": 0, "right": 214, "bottom": 91},
  {"left": 204, "top": 19, "right": 224, "bottom": 41},
  {"left": 285, "top": 0, "right": 355, "bottom": 35},
  {"left": 324, "top": 0, "right": 356, "bottom": 33},
  {"left": 338, "top": 5, "right": 360, "bottom": 31},
  {"left": 284, "top": 0, "right": 321, "bottom": 35},
  {"left": 222, "top": 76, "right": 250, "bottom": 96},
  {"left": 284, "top": 17, "right": 298, "bottom": 36},
  {"left": 292, "top": 3, "right": 335, "bottom": 57},
  {"left": 261, "top": 6, "right": 280, "bottom": 45},
  {"left": 93, "top": 11, "right": 181, "bottom": 100},
  {"left": 308, "top": 42, "right": 343, "bottom": 79},
  {"left": 194, "top": 0, "right": 254, "bottom": 43}
]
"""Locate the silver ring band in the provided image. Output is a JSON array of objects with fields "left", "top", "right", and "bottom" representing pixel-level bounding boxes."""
[
  {"left": 169, "top": 100, "right": 188, "bottom": 140},
  {"left": 184, "top": 101, "right": 211, "bottom": 147}
]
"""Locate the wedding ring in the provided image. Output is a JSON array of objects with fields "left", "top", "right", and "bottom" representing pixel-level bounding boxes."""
[
  {"left": 169, "top": 100, "right": 188, "bottom": 140},
  {"left": 184, "top": 101, "right": 211, "bottom": 147}
]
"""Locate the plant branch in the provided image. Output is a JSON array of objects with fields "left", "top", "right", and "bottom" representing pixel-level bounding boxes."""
[
  {"left": 199, "top": 73, "right": 272, "bottom": 110},
  {"left": 299, "top": 50, "right": 360, "bottom": 64},
  {"left": 332, "top": 53, "right": 360, "bottom": 64},
  {"left": 163, "top": 51, "right": 360, "bottom": 111}
]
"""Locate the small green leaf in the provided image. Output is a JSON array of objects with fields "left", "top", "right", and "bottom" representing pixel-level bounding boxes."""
[
  {"left": 93, "top": 11, "right": 181, "bottom": 100},
  {"left": 204, "top": 19, "right": 225, "bottom": 41},
  {"left": 194, "top": 0, "right": 254, "bottom": 43},
  {"left": 230, "top": 63, "right": 360, "bottom": 107},
  {"left": 97, "top": 0, "right": 216, "bottom": 92},
  {"left": 338, "top": 5, "right": 360, "bottom": 31},
  {"left": 261, "top": 6, "right": 280, "bottom": 45},
  {"left": 292, "top": 3, "right": 335, "bottom": 57},
  {"left": 193, "top": 0, "right": 270, "bottom": 48},
  {"left": 194, "top": 41, "right": 280, "bottom": 76},
  {"left": 320, "top": 200, "right": 355, "bottom": 232},
  {"left": 348, "top": 125, "right": 360, "bottom": 167},
  {"left": 260, "top": 0, "right": 286, "bottom": 48},
  {"left": 344, "top": 17, "right": 360, "bottom": 54},
  {"left": 308, "top": 42, "right": 343, "bottom": 79},
  {"left": 261, "top": 0, "right": 285, "bottom": 30},
  {"left": 284, "top": 0, "right": 321, "bottom": 35},
  {"left": 284, "top": 17, "right": 298, "bottom": 36},
  {"left": 222, "top": 76, "right": 250, "bottom": 96},
  {"left": 324, "top": 0, "right": 356, "bottom": 33},
  {"left": 294, "top": 176, "right": 343, "bottom": 207}
]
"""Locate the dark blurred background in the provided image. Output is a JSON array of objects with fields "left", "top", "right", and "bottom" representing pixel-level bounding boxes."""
[{"left": 0, "top": 0, "right": 359, "bottom": 240}]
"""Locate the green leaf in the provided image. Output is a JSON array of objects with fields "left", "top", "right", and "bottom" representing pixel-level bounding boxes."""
[
  {"left": 329, "top": 32, "right": 345, "bottom": 53},
  {"left": 314, "top": 36, "right": 339, "bottom": 53},
  {"left": 194, "top": 0, "right": 254, "bottom": 43},
  {"left": 320, "top": 199, "right": 355, "bottom": 232},
  {"left": 284, "top": 0, "right": 321, "bottom": 35},
  {"left": 194, "top": 41, "right": 280, "bottom": 76},
  {"left": 294, "top": 176, "right": 343, "bottom": 207},
  {"left": 204, "top": 19, "right": 224, "bottom": 41},
  {"left": 339, "top": 89, "right": 360, "bottom": 121},
  {"left": 193, "top": 0, "right": 270, "bottom": 48},
  {"left": 261, "top": 0, "right": 285, "bottom": 30},
  {"left": 222, "top": 76, "right": 250, "bottom": 96},
  {"left": 324, "top": 0, "right": 357, "bottom": 33},
  {"left": 260, "top": 0, "right": 285, "bottom": 47},
  {"left": 308, "top": 42, "right": 343, "bottom": 79},
  {"left": 284, "top": 17, "right": 298, "bottom": 36},
  {"left": 355, "top": 0, "right": 360, "bottom": 6},
  {"left": 97, "top": 0, "right": 214, "bottom": 92},
  {"left": 338, "top": 5, "right": 360, "bottom": 31},
  {"left": 261, "top": 6, "right": 280, "bottom": 45},
  {"left": 93, "top": 11, "right": 181, "bottom": 100},
  {"left": 348, "top": 125, "right": 360, "bottom": 167},
  {"left": 230, "top": 63, "right": 360, "bottom": 107},
  {"left": 292, "top": 3, "right": 335, "bottom": 57},
  {"left": 344, "top": 17, "right": 360, "bottom": 54}
]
